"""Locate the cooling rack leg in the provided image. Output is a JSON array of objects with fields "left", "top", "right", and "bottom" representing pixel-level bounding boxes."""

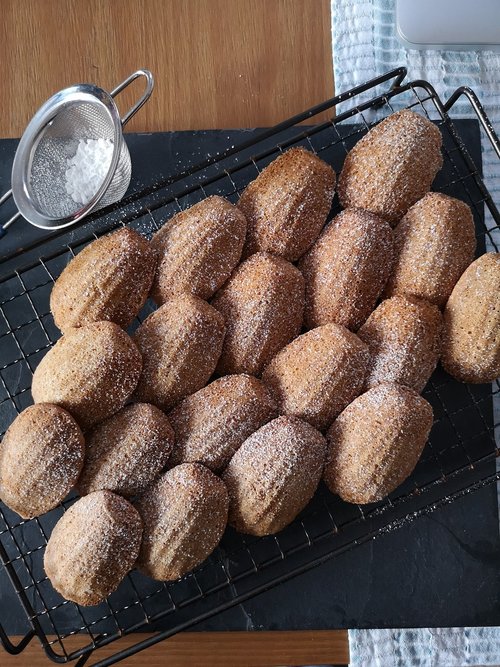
[
  {"left": 373, "top": 67, "right": 407, "bottom": 108},
  {"left": 0, "top": 624, "right": 36, "bottom": 655},
  {"left": 440, "top": 84, "right": 500, "bottom": 225},
  {"left": 75, "top": 652, "right": 92, "bottom": 667},
  {"left": 443, "top": 86, "right": 500, "bottom": 159}
]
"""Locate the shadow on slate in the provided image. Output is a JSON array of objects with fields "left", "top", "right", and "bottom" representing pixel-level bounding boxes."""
[{"left": 0, "top": 122, "right": 498, "bottom": 637}]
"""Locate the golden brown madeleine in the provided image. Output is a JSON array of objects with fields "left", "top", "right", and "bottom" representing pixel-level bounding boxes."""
[
  {"left": 77, "top": 403, "right": 174, "bottom": 498},
  {"left": 358, "top": 295, "right": 442, "bottom": 392},
  {"left": 151, "top": 196, "right": 247, "bottom": 305},
  {"left": 50, "top": 228, "right": 157, "bottom": 332},
  {"left": 338, "top": 110, "right": 443, "bottom": 225},
  {"left": 32, "top": 322, "right": 142, "bottom": 430},
  {"left": 212, "top": 252, "right": 304, "bottom": 376},
  {"left": 442, "top": 253, "right": 500, "bottom": 383},
  {"left": 0, "top": 404, "right": 84, "bottom": 518},
  {"left": 238, "top": 147, "right": 336, "bottom": 261},
  {"left": 324, "top": 383, "right": 433, "bottom": 504},
  {"left": 262, "top": 323, "right": 369, "bottom": 431},
  {"left": 299, "top": 208, "right": 394, "bottom": 330},
  {"left": 222, "top": 416, "right": 326, "bottom": 536},
  {"left": 135, "top": 463, "right": 228, "bottom": 581},
  {"left": 134, "top": 294, "right": 225, "bottom": 411},
  {"left": 44, "top": 490, "right": 142, "bottom": 606},
  {"left": 384, "top": 192, "right": 476, "bottom": 306},
  {"left": 169, "top": 374, "right": 278, "bottom": 471}
]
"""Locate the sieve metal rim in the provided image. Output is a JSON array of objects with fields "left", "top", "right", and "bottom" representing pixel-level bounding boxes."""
[{"left": 11, "top": 84, "right": 123, "bottom": 230}]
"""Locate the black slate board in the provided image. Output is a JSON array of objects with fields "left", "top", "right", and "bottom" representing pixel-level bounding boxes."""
[{"left": 0, "top": 123, "right": 499, "bottom": 637}]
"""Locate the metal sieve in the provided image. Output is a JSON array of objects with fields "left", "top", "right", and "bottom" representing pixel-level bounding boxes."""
[{"left": 1, "top": 69, "right": 153, "bottom": 232}]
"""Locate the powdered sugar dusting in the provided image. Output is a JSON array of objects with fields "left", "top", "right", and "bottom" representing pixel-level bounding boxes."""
[
  {"left": 65, "top": 138, "right": 114, "bottom": 205},
  {"left": 324, "top": 383, "right": 433, "bottom": 504},
  {"left": 51, "top": 227, "right": 157, "bottom": 331},
  {"left": 135, "top": 463, "right": 228, "bottom": 580},
  {"left": 338, "top": 110, "right": 443, "bottom": 225},
  {"left": 442, "top": 253, "right": 500, "bottom": 382},
  {"left": 44, "top": 490, "right": 142, "bottom": 606},
  {"left": 0, "top": 404, "right": 84, "bottom": 518},
  {"left": 262, "top": 323, "right": 369, "bottom": 431},
  {"left": 133, "top": 293, "right": 225, "bottom": 411},
  {"left": 384, "top": 192, "right": 476, "bottom": 306},
  {"left": 78, "top": 403, "right": 174, "bottom": 497},
  {"left": 358, "top": 295, "right": 442, "bottom": 392},
  {"left": 222, "top": 415, "right": 326, "bottom": 536},
  {"left": 212, "top": 252, "right": 304, "bottom": 376},
  {"left": 32, "top": 321, "right": 142, "bottom": 430},
  {"left": 151, "top": 196, "right": 247, "bottom": 304},
  {"left": 299, "top": 208, "right": 394, "bottom": 330},
  {"left": 238, "top": 147, "right": 336, "bottom": 261},
  {"left": 169, "top": 374, "right": 278, "bottom": 471}
]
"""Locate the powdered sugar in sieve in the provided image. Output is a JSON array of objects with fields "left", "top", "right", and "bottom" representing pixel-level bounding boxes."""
[{"left": 65, "top": 138, "right": 115, "bottom": 206}]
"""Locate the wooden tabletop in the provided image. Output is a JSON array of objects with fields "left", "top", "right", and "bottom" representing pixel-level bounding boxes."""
[
  {"left": 6, "top": 631, "right": 349, "bottom": 666},
  {"left": 1, "top": 1, "right": 344, "bottom": 664},
  {"left": 1, "top": 0, "right": 334, "bottom": 137}
]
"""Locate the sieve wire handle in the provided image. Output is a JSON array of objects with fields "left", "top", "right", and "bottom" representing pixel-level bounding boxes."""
[
  {"left": 110, "top": 69, "right": 154, "bottom": 127},
  {"left": 0, "top": 189, "right": 22, "bottom": 237}
]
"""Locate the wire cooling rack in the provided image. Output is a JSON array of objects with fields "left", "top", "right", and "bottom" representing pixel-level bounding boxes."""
[{"left": 1, "top": 68, "right": 499, "bottom": 666}]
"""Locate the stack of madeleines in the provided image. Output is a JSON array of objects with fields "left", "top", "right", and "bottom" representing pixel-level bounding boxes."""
[{"left": 1, "top": 109, "right": 499, "bottom": 607}]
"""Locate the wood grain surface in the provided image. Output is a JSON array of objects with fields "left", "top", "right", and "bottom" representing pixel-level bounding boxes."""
[
  {"left": 0, "top": 1, "right": 343, "bottom": 664},
  {"left": 1, "top": 0, "right": 334, "bottom": 138},
  {"left": 3, "top": 631, "right": 349, "bottom": 666}
]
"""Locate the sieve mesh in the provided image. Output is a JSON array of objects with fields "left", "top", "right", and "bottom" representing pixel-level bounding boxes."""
[{"left": 28, "top": 101, "right": 130, "bottom": 219}]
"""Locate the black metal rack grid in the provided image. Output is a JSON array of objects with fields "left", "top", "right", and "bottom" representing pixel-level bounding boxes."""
[{"left": 0, "top": 68, "right": 499, "bottom": 667}]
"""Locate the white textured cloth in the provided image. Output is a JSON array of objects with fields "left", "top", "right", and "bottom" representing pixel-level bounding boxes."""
[
  {"left": 331, "top": 1, "right": 500, "bottom": 665},
  {"left": 349, "top": 627, "right": 500, "bottom": 666}
]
